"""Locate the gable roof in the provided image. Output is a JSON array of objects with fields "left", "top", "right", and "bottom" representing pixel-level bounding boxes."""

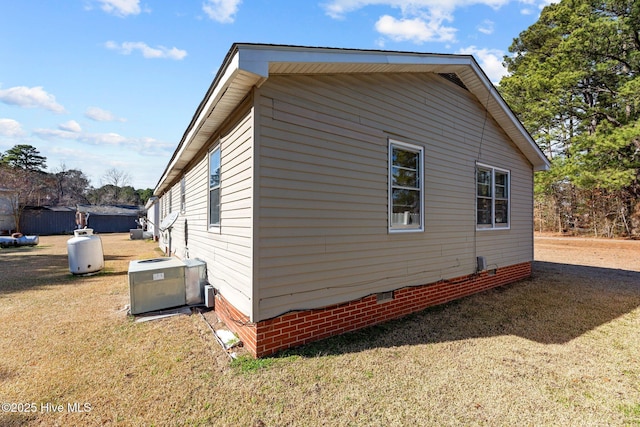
[
  {"left": 76, "top": 204, "right": 143, "bottom": 216},
  {"left": 155, "top": 43, "right": 549, "bottom": 194}
]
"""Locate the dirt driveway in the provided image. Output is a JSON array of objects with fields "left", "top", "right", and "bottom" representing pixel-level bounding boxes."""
[{"left": 535, "top": 234, "right": 640, "bottom": 272}]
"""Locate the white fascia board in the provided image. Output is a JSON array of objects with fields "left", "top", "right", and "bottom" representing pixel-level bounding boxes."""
[
  {"left": 144, "top": 196, "right": 158, "bottom": 210},
  {"left": 182, "top": 51, "right": 242, "bottom": 152},
  {"left": 236, "top": 44, "right": 472, "bottom": 69},
  {"left": 155, "top": 52, "right": 244, "bottom": 193},
  {"left": 465, "top": 59, "right": 550, "bottom": 172}
]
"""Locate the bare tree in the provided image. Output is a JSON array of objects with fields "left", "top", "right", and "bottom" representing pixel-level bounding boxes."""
[
  {"left": 101, "top": 168, "right": 131, "bottom": 188},
  {"left": 0, "top": 165, "right": 53, "bottom": 233},
  {"left": 100, "top": 168, "right": 132, "bottom": 204},
  {"left": 53, "top": 163, "right": 90, "bottom": 205}
]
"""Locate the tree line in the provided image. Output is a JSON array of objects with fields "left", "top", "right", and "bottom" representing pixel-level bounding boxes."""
[
  {"left": 0, "top": 145, "right": 153, "bottom": 229},
  {"left": 500, "top": 0, "right": 640, "bottom": 237}
]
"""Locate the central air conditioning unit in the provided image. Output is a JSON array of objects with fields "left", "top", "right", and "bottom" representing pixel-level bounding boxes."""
[
  {"left": 128, "top": 257, "right": 186, "bottom": 315},
  {"left": 184, "top": 258, "right": 207, "bottom": 305}
]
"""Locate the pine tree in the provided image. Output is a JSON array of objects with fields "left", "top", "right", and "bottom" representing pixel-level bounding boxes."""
[
  {"left": 500, "top": 0, "right": 640, "bottom": 236},
  {"left": 1, "top": 144, "right": 47, "bottom": 171}
]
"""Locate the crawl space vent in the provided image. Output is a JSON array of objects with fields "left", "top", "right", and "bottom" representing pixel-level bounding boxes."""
[{"left": 377, "top": 291, "right": 394, "bottom": 303}]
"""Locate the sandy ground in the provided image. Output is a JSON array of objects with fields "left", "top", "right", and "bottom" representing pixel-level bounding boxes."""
[{"left": 535, "top": 234, "right": 640, "bottom": 272}]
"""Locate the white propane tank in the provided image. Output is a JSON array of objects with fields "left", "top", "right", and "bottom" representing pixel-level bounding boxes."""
[{"left": 67, "top": 228, "right": 104, "bottom": 275}]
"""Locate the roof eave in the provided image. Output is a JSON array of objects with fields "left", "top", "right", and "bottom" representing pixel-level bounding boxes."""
[
  {"left": 155, "top": 44, "right": 550, "bottom": 194},
  {"left": 155, "top": 47, "right": 267, "bottom": 195},
  {"left": 456, "top": 59, "right": 550, "bottom": 172}
]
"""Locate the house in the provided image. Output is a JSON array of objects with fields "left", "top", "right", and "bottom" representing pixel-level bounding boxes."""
[
  {"left": 144, "top": 196, "right": 160, "bottom": 240},
  {"left": 154, "top": 43, "right": 550, "bottom": 357}
]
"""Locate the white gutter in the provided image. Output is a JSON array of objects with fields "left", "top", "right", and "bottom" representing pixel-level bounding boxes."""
[{"left": 156, "top": 52, "right": 243, "bottom": 194}]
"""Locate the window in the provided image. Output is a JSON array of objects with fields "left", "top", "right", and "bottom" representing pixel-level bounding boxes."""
[
  {"left": 389, "top": 140, "right": 424, "bottom": 232},
  {"left": 168, "top": 189, "right": 173, "bottom": 214},
  {"left": 209, "top": 147, "right": 221, "bottom": 227},
  {"left": 476, "top": 164, "right": 510, "bottom": 229},
  {"left": 180, "top": 176, "right": 186, "bottom": 213}
]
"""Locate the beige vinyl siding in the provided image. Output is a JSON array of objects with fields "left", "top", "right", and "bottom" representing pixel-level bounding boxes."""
[
  {"left": 158, "top": 107, "right": 255, "bottom": 318},
  {"left": 475, "top": 152, "right": 534, "bottom": 267},
  {"left": 254, "top": 72, "right": 534, "bottom": 321}
]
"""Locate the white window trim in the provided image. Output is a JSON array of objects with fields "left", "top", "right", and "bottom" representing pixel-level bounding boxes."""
[
  {"left": 208, "top": 144, "right": 221, "bottom": 232},
  {"left": 476, "top": 163, "right": 511, "bottom": 231},
  {"left": 388, "top": 139, "right": 425, "bottom": 233}
]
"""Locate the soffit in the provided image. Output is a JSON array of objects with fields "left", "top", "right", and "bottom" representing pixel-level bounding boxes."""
[{"left": 155, "top": 44, "right": 549, "bottom": 195}]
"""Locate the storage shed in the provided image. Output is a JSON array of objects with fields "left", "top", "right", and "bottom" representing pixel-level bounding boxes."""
[
  {"left": 18, "top": 205, "right": 143, "bottom": 235},
  {"left": 155, "top": 43, "right": 549, "bottom": 357},
  {"left": 76, "top": 205, "right": 142, "bottom": 234},
  {"left": 19, "top": 206, "right": 76, "bottom": 235}
]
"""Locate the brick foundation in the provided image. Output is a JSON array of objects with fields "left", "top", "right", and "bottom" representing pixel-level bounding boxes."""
[
  {"left": 214, "top": 262, "right": 532, "bottom": 358},
  {"left": 213, "top": 293, "right": 257, "bottom": 356}
]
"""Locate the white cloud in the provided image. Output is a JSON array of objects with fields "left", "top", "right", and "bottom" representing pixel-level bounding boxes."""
[
  {"left": 35, "top": 128, "right": 126, "bottom": 145},
  {"left": 33, "top": 127, "right": 174, "bottom": 156},
  {"left": 59, "top": 120, "right": 82, "bottom": 133},
  {"left": 322, "top": 0, "right": 554, "bottom": 44},
  {"left": 520, "top": 0, "right": 555, "bottom": 14},
  {"left": 33, "top": 128, "right": 80, "bottom": 141},
  {"left": 0, "top": 118, "right": 25, "bottom": 137},
  {"left": 97, "top": 0, "right": 141, "bottom": 17},
  {"left": 519, "top": 0, "right": 556, "bottom": 7},
  {"left": 324, "top": 0, "right": 510, "bottom": 19},
  {"left": 477, "top": 19, "right": 494, "bottom": 35},
  {"left": 0, "top": 86, "right": 66, "bottom": 113},
  {"left": 457, "top": 46, "right": 508, "bottom": 83},
  {"left": 203, "top": 0, "right": 242, "bottom": 23},
  {"left": 85, "top": 106, "right": 126, "bottom": 122},
  {"left": 375, "top": 14, "right": 456, "bottom": 43},
  {"left": 105, "top": 41, "right": 187, "bottom": 60}
]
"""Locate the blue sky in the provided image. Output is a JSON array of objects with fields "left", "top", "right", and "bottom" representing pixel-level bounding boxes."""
[{"left": 0, "top": 0, "right": 554, "bottom": 190}]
